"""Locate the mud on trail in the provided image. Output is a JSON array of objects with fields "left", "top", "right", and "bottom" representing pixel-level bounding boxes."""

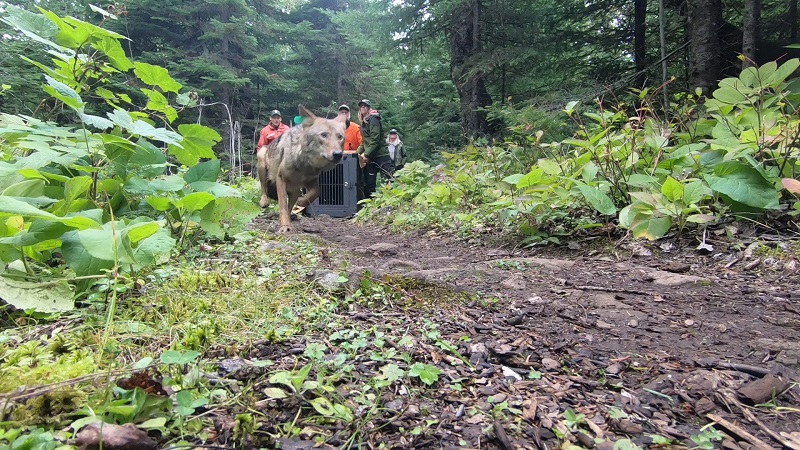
[{"left": 250, "top": 213, "right": 800, "bottom": 450}]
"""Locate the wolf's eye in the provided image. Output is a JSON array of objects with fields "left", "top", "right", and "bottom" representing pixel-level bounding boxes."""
[
  {"left": 320, "top": 132, "right": 329, "bottom": 139},
  {"left": 337, "top": 133, "right": 344, "bottom": 140}
]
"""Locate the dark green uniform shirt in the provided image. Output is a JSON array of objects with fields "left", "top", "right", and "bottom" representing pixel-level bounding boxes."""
[{"left": 358, "top": 114, "right": 388, "bottom": 159}]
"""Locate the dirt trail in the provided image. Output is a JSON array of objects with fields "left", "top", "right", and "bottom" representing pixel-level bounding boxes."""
[{"left": 254, "top": 213, "right": 800, "bottom": 449}]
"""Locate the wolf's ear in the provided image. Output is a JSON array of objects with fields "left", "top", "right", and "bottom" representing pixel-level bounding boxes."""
[
  {"left": 333, "top": 114, "right": 347, "bottom": 124},
  {"left": 298, "top": 105, "right": 317, "bottom": 121}
]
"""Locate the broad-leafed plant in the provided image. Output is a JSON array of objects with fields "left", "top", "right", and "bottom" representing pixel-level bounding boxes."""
[{"left": 0, "top": 5, "right": 259, "bottom": 312}]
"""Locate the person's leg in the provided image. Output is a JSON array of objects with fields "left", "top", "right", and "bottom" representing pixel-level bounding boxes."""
[
  {"left": 376, "top": 156, "right": 395, "bottom": 186},
  {"left": 363, "top": 162, "right": 379, "bottom": 198}
]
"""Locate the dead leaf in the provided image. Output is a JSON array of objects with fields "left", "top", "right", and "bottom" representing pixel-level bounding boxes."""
[{"left": 76, "top": 423, "right": 157, "bottom": 450}]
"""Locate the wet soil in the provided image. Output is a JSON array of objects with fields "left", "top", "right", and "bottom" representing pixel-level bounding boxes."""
[{"left": 243, "top": 213, "right": 800, "bottom": 450}]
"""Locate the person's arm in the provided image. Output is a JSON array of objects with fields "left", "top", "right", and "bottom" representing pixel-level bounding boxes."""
[
  {"left": 354, "top": 126, "right": 363, "bottom": 150},
  {"left": 257, "top": 127, "right": 268, "bottom": 148},
  {"left": 362, "top": 117, "right": 381, "bottom": 158}
]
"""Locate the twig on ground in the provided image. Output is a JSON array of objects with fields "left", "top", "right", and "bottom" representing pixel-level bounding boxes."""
[
  {"left": 572, "top": 285, "right": 656, "bottom": 296},
  {"left": 740, "top": 408, "right": 800, "bottom": 450},
  {"left": 706, "top": 413, "right": 774, "bottom": 450},
  {"left": 493, "top": 419, "right": 514, "bottom": 450}
]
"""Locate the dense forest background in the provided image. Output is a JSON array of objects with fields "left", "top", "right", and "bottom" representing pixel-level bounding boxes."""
[{"left": 2, "top": 0, "right": 798, "bottom": 167}]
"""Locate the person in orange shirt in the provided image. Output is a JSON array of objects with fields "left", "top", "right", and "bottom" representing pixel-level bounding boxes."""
[
  {"left": 338, "top": 104, "right": 362, "bottom": 153},
  {"left": 257, "top": 110, "right": 290, "bottom": 149}
]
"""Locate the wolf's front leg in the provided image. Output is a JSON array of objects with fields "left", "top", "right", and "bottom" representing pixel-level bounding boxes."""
[
  {"left": 295, "top": 181, "right": 321, "bottom": 209},
  {"left": 275, "top": 176, "right": 294, "bottom": 233},
  {"left": 256, "top": 146, "right": 270, "bottom": 208}
]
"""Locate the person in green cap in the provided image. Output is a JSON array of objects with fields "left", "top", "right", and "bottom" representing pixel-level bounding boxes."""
[{"left": 356, "top": 99, "right": 394, "bottom": 199}]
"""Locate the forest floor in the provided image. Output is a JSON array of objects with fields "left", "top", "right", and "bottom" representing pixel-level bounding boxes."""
[{"left": 245, "top": 212, "right": 800, "bottom": 450}]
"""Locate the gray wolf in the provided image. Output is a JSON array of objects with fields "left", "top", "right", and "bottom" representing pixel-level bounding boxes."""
[{"left": 257, "top": 106, "right": 345, "bottom": 232}]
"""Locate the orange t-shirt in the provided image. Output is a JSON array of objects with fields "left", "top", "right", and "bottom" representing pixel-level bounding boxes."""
[
  {"left": 257, "top": 122, "right": 290, "bottom": 148},
  {"left": 344, "top": 121, "right": 362, "bottom": 153}
]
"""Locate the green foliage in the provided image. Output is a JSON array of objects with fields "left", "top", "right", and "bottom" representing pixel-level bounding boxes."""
[
  {"left": 0, "top": 6, "right": 259, "bottom": 310},
  {"left": 364, "top": 59, "right": 800, "bottom": 243}
]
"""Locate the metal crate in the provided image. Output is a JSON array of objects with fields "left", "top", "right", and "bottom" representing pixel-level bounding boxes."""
[{"left": 309, "top": 153, "right": 358, "bottom": 217}]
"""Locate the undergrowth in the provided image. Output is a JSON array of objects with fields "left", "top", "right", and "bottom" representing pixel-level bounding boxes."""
[
  {"left": 0, "top": 231, "right": 470, "bottom": 448},
  {"left": 360, "top": 60, "right": 800, "bottom": 246}
]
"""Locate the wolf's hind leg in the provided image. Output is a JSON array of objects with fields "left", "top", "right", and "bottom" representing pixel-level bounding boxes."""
[{"left": 256, "top": 146, "right": 270, "bottom": 208}]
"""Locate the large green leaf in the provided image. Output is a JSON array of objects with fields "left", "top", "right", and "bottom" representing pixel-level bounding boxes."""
[
  {"left": 134, "top": 62, "right": 182, "bottom": 93},
  {"left": 168, "top": 124, "right": 220, "bottom": 166},
  {"left": 712, "top": 87, "right": 748, "bottom": 105},
  {"left": 142, "top": 89, "right": 177, "bottom": 122},
  {"left": 515, "top": 167, "right": 545, "bottom": 189},
  {"left": 0, "top": 5, "right": 57, "bottom": 37},
  {"left": 43, "top": 75, "right": 84, "bottom": 112},
  {"left": 93, "top": 35, "right": 134, "bottom": 71},
  {"left": 0, "top": 276, "right": 74, "bottom": 312},
  {"left": 0, "top": 195, "right": 100, "bottom": 230},
  {"left": 199, "top": 197, "right": 260, "bottom": 238},
  {"left": 189, "top": 181, "right": 239, "bottom": 197},
  {"left": 631, "top": 214, "right": 672, "bottom": 240},
  {"left": 184, "top": 159, "right": 221, "bottom": 184},
  {"left": 107, "top": 109, "right": 182, "bottom": 145},
  {"left": 0, "top": 221, "right": 71, "bottom": 247},
  {"left": 181, "top": 192, "right": 216, "bottom": 212},
  {"left": 132, "top": 229, "right": 176, "bottom": 270},
  {"left": 704, "top": 161, "right": 779, "bottom": 209},
  {"left": 661, "top": 177, "right": 683, "bottom": 202},
  {"left": 576, "top": 184, "right": 616, "bottom": 215},
  {"left": 149, "top": 175, "right": 186, "bottom": 193},
  {"left": 60, "top": 230, "right": 115, "bottom": 276}
]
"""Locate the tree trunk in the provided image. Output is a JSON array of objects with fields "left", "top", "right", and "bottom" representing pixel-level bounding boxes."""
[
  {"left": 790, "top": 0, "right": 798, "bottom": 41},
  {"left": 634, "top": 0, "right": 647, "bottom": 88},
  {"left": 450, "top": 0, "right": 493, "bottom": 140},
  {"left": 742, "top": 0, "right": 760, "bottom": 69},
  {"left": 687, "top": 0, "right": 723, "bottom": 95},
  {"left": 659, "top": 0, "right": 669, "bottom": 109}
]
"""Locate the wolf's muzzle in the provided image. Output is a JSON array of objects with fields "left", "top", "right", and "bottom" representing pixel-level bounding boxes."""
[{"left": 331, "top": 151, "right": 343, "bottom": 162}]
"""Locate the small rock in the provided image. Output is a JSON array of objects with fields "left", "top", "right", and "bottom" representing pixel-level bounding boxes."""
[
  {"left": 628, "top": 319, "right": 639, "bottom": 328},
  {"left": 383, "top": 259, "right": 423, "bottom": 270},
  {"left": 611, "top": 419, "right": 644, "bottom": 434},
  {"left": 500, "top": 274, "right": 527, "bottom": 290},
  {"left": 596, "top": 441, "right": 615, "bottom": 450},
  {"left": 693, "top": 397, "right": 715, "bottom": 415},
  {"left": 478, "top": 385, "right": 498, "bottom": 396},
  {"left": 596, "top": 319, "right": 614, "bottom": 329},
  {"left": 385, "top": 399, "right": 404, "bottom": 411},
  {"left": 488, "top": 393, "right": 507, "bottom": 403},
  {"left": 541, "top": 357, "right": 560, "bottom": 370},
  {"left": 477, "top": 401, "right": 492, "bottom": 411},
  {"left": 368, "top": 243, "right": 399, "bottom": 255},
  {"left": 403, "top": 404, "right": 420, "bottom": 417},
  {"left": 502, "top": 366, "right": 523, "bottom": 381},
  {"left": 685, "top": 319, "right": 695, "bottom": 327}
]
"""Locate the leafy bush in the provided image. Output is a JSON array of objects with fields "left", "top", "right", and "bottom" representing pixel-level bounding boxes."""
[
  {"left": 0, "top": 6, "right": 259, "bottom": 311},
  {"left": 363, "top": 60, "right": 800, "bottom": 243}
]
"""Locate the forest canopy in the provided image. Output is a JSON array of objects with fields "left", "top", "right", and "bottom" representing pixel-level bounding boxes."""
[{"left": 2, "top": 0, "right": 798, "bottom": 162}]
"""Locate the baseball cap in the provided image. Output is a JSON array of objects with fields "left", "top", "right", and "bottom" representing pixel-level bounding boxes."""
[
  {"left": 270, "top": 109, "right": 281, "bottom": 117},
  {"left": 338, "top": 104, "right": 350, "bottom": 112},
  {"left": 389, "top": 129, "right": 398, "bottom": 134},
  {"left": 358, "top": 99, "right": 371, "bottom": 108}
]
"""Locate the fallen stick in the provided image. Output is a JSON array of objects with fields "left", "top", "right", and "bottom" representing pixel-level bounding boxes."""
[
  {"left": 706, "top": 413, "right": 775, "bottom": 450},
  {"left": 739, "top": 408, "right": 800, "bottom": 450},
  {"left": 493, "top": 419, "right": 514, "bottom": 450},
  {"left": 572, "top": 285, "right": 656, "bottom": 296}
]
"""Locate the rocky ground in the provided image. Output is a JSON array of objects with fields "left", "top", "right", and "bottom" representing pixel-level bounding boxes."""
[{"left": 240, "top": 213, "right": 800, "bottom": 450}]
